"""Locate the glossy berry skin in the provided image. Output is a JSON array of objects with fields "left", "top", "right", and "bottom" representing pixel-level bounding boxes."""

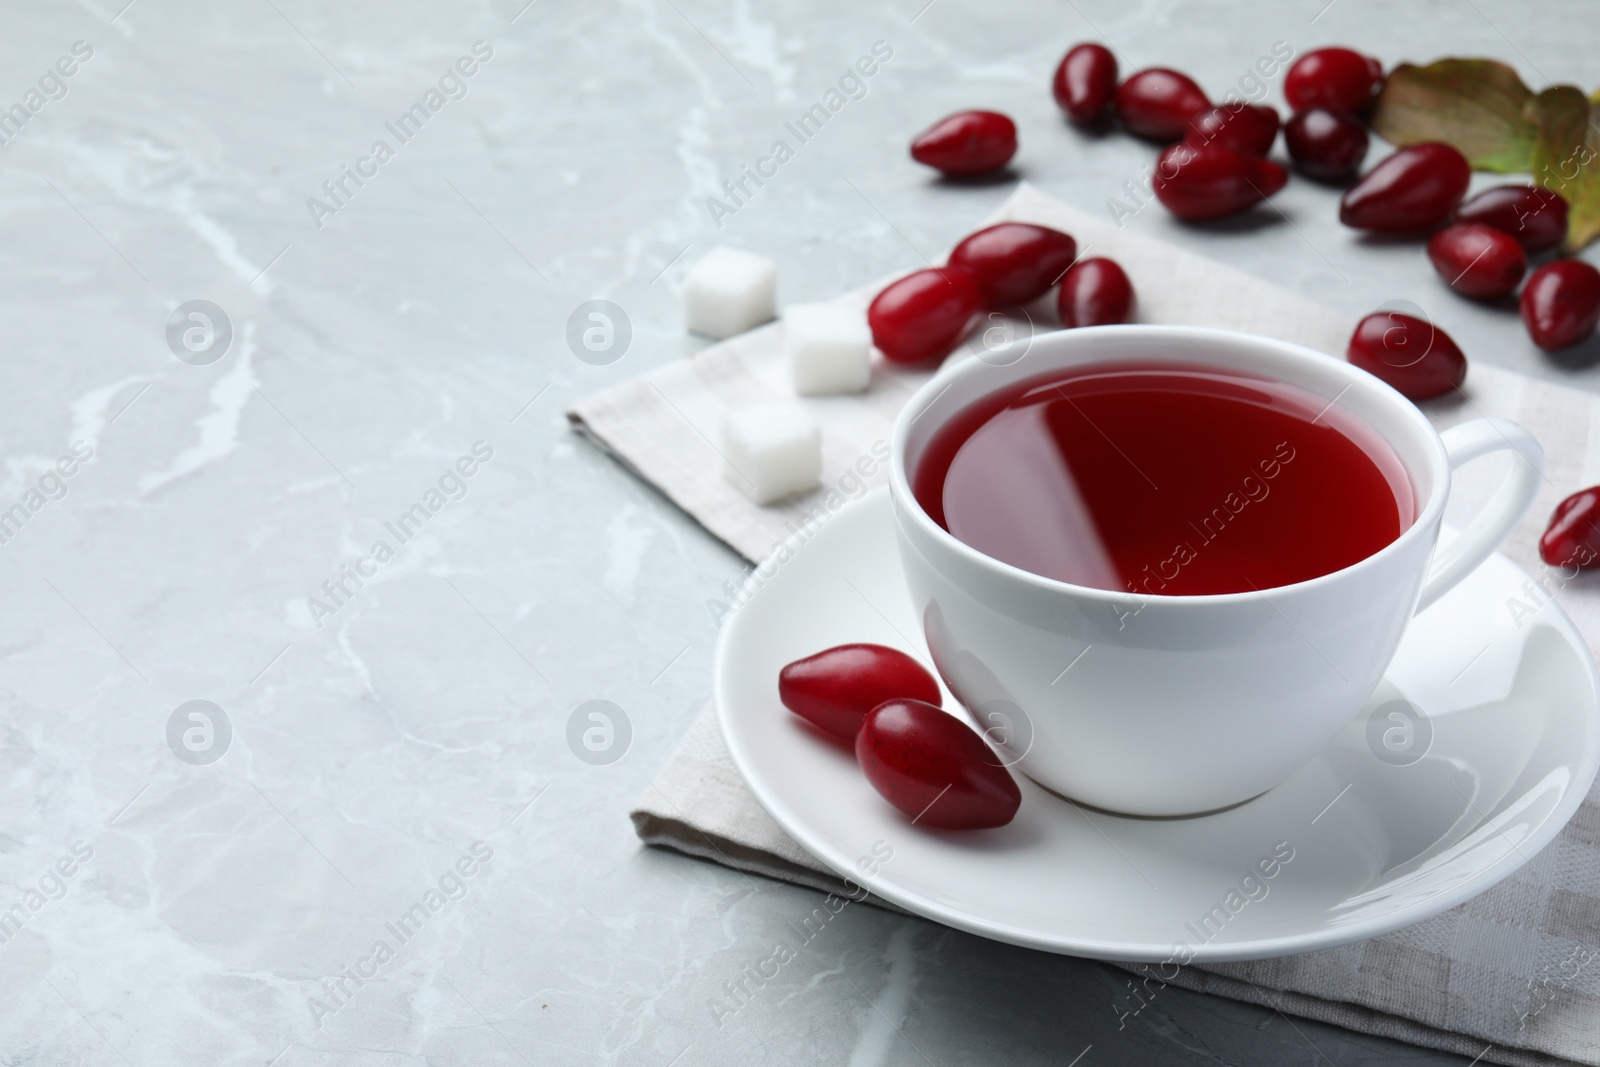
[
  {"left": 779, "top": 644, "right": 942, "bottom": 742},
  {"left": 1113, "top": 68, "right": 1210, "bottom": 142},
  {"left": 1347, "top": 312, "right": 1467, "bottom": 400},
  {"left": 1339, "top": 143, "right": 1471, "bottom": 233},
  {"left": 1057, "top": 257, "right": 1135, "bottom": 327},
  {"left": 1053, "top": 43, "right": 1118, "bottom": 124},
  {"left": 1183, "top": 104, "right": 1280, "bottom": 158},
  {"left": 856, "top": 699, "right": 1021, "bottom": 830},
  {"left": 910, "top": 111, "right": 1017, "bottom": 176},
  {"left": 1427, "top": 224, "right": 1528, "bottom": 299},
  {"left": 1540, "top": 487, "right": 1600, "bottom": 569},
  {"left": 1284, "top": 108, "right": 1368, "bottom": 182},
  {"left": 1151, "top": 142, "right": 1288, "bottom": 221},
  {"left": 868, "top": 266, "right": 981, "bottom": 364},
  {"left": 947, "top": 223, "right": 1078, "bottom": 307},
  {"left": 1520, "top": 260, "right": 1600, "bottom": 351},
  {"left": 1456, "top": 186, "right": 1570, "bottom": 254},
  {"left": 1284, "top": 47, "right": 1384, "bottom": 114}
]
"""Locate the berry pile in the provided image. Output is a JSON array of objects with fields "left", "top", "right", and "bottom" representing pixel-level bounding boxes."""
[
  {"left": 1283, "top": 48, "right": 1380, "bottom": 181},
  {"left": 779, "top": 643, "right": 1021, "bottom": 830},
  {"left": 902, "top": 44, "right": 1600, "bottom": 378},
  {"left": 866, "top": 221, "right": 1134, "bottom": 364}
]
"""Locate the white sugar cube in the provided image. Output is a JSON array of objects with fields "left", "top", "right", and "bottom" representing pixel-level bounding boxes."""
[
  {"left": 685, "top": 246, "right": 777, "bottom": 339},
  {"left": 720, "top": 405, "right": 821, "bottom": 505},
  {"left": 785, "top": 303, "right": 872, "bottom": 396}
]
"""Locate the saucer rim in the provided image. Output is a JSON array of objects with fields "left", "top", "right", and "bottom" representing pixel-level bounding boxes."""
[{"left": 713, "top": 487, "right": 1600, "bottom": 962}]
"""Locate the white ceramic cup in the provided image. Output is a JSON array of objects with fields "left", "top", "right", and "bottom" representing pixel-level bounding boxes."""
[{"left": 889, "top": 326, "right": 1544, "bottom": 816}]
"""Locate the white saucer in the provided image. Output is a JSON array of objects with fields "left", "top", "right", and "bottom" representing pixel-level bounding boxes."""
[{"left": 714, "top": 489, "right": 1600, "bottom": 962}]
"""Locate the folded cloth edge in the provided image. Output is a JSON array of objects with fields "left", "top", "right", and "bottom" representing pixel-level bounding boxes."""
[{"left": 631, "top": 760, "right": 1569, "bottom": 1067}]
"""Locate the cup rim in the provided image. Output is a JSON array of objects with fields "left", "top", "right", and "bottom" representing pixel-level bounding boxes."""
[{"left": 888, "top": 324, "right": 1452, "bottom": 606}]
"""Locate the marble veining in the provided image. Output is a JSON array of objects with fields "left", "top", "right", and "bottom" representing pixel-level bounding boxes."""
[{"left": 0, "top": 0, "right": 1595, "bottom": 1065}]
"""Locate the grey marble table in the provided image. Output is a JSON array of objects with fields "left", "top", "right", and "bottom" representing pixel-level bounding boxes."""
[{"left": 1, "top": 0, "right": 1594, "bottom": 1064}]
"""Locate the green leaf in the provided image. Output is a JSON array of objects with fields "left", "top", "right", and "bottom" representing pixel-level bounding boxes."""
[
  {"left": 1526, "top": 85, "right": 1600, "bottom": 251},
  {"left": 1371, "top": 59, "right": 1538, "bottom": 172}
]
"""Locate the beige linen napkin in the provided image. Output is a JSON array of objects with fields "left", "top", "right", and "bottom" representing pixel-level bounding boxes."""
[{"left": 570, "top": 184, "right": 1600, "bottom": 1067}]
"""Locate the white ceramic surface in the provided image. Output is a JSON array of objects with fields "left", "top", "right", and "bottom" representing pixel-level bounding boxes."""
[
  {"left": 715, "top": 489, "right": 1600, "bottom": 962},
  {"left": 889, "top": 327, "right": 1545, "bottom": 814}
]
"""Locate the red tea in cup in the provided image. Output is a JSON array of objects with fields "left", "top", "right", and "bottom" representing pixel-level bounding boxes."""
[{"left": 912, "top": 363, "right": 1414, "bottom": 595}]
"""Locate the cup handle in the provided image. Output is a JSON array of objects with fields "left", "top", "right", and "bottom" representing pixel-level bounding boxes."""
[{"left": 1415, "top": 418, "right": 1544, "bottom": 613}]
